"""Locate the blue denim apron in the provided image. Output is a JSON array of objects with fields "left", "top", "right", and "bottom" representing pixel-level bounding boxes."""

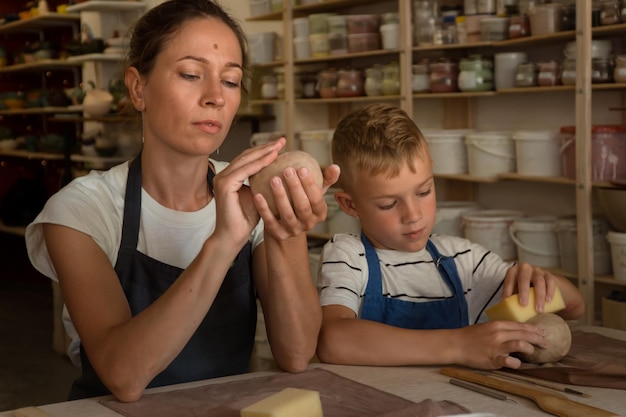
[
  {"left": 68, "top": 155, "right": 256, "bottom": 399},
  {"left": 360, "top": 233, "right": 469, "bottom": 329}
]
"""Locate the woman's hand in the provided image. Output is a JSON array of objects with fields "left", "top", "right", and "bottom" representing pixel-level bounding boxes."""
[
  {"left": 211, "top": 139, "right": 286, "bottom": 246},
  {"left": 256, "top": 161, "right": 340, "bottom": 241}
]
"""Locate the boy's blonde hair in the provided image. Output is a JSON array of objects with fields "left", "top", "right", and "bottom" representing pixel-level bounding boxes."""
[{"left": 331, "top": 103, "right": 429, "bottom": 192}]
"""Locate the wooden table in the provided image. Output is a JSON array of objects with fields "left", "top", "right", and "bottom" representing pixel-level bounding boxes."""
[{"left": 2, "top": 325, "right": 625, "bottom": 417}]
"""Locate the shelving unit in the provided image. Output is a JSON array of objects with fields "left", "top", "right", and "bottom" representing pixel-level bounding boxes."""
[{"left": 248, "top": 0, "right": 625, "bottom": 326}]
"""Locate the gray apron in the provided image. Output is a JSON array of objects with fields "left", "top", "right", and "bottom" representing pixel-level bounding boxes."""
[{"left": 68, "top": 155, "right": 256, "bottom": 399}]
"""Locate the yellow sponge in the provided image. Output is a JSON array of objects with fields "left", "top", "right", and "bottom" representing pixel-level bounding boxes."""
[
  {"left": 486, "top": 287, "right": 565, "bottom": 322},
  {"left": 241, "top": 388, "right": 323, "bottom": 417}
]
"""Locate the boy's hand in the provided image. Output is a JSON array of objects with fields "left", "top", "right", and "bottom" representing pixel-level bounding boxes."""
[
  {"left": 502, "top": 262, "right": 558, "bottom": 313},
  {"left": 454, "top": 321, "right": 547, "bottom": 369}
]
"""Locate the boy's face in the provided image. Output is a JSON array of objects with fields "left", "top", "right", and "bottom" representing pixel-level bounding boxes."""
[{"left": 349, "top": 153, "right": 436, "bottom": 252}]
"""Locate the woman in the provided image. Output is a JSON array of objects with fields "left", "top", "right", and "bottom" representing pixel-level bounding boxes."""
[{"left": 25, "top": 0, "right": 339, "bottom": 402}]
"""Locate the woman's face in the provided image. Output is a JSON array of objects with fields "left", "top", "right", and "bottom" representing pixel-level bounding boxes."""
[{"left": 133, "top": 17, "right": 243, "bottom": 156}]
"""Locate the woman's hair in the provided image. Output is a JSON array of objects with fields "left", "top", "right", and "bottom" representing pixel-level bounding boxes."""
[
  {"left": 123, "top": 0, "right": 250, "bottom": 105},
  {"left": 331, "top": 103, "right": 428, "bottom": 191}
]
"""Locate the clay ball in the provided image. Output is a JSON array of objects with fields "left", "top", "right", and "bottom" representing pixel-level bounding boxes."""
[
  {"left": 249, "top": 150, "right": 323, "bottom": 216},
  {"left": 519, "top": 313, "right": 572, "bottom": 364}
]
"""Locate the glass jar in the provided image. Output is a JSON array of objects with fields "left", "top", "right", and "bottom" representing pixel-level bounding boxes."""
[
  {"left": 561, "top": 59, "right": 576, "bottom": 85},
  {"left": 316, "top": 68, "right": 338, "bottom": 98},
  {"left": 508, "top": 14, "right": 530, "bottom": 38},
  {"left": 515, "top": 62, "right": 537, "bottom": 87},
  {"left": 592, "top": 57, "right": 614, "bottom": 83},
  {"left": 260, "top": 75, "right": 277, "bottom": 99},
  {"left": 600, "top": 0, "right": 621, "bottom": 25},
  {"left": 429, "top": 58, "right": 459, "bottom": 93},
  {"left": 412, "top": 62, "right": 430, "bottom": 92},
  {"left": 381, "top": 62, "right": 401, "bottom": 96},
  {"left": 614, "top": 55, "right": 626, "bottom": 83},
  {"left": 458, "top": 55, "right": 494, "bottom": 92},
  {"left": 337, "top": 68, "right": 364, "bottom": 97},
  {"left": 364, "top": 66, "right": 383, "bottom": 96},
  {"left": 537, "top": 61, "right": 560, "bottom": 86},
  {"left": 300, "top": 72, "right": 318, "bottom": 98},
  {"left": 561, "top": 4, "right": 576, "bottom": 30}
]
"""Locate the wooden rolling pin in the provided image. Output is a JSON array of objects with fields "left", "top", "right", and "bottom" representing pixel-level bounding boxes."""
[{"left": 440, "top": 367, "right": 619, "bottom": 417}]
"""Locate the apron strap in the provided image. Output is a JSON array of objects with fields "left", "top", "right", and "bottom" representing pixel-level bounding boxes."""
[{"left": 425, "top": 240, "right": 469, "bottom": 327}]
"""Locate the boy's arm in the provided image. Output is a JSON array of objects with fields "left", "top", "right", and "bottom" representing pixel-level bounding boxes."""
[{"left": 317, "top": 304, "right": 547, "bottom": 369}]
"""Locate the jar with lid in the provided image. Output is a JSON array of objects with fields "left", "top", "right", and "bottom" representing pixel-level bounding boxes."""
[
  {"left": 364, "top": 65, "right": 383, "bottom": 96},
  {"left": 515, "top": 62, "right": 537, "bottom": 87},
  {"left": 429, "top": 58, "right": 459, "bottom": 93},
  {"left": 561, "top": 59, "right": 576, "bottom": 85},
  {"left": 458, "top": 55, "right": 494, "bottom": 92},
  {"left": 381, "top": 62, "right": 401, "bottom": 95},
  {"left": 337, "top": 68, "right": 364, "bottom": 97},
  {"left": 260, "top": 75, "right": 277, "bottom": 99},
  {"left": 412, "top": 61, "right": 430, "bottom": 92},
  {"left": 316, "top": 68, "right": 339, "bottom": 98},
  {"left": 537, "top": 61, "right": 560, "bottom": 86},
  {"left": 614, "top": 55, "right": 626, "bottom": 83},
  {"left": 600, "top": 0, "right": 620, "bottom": 25},
  {"left": 592, "top": 57, "right": 614, "bottom": 83},
  {"left": 508, "top": 14, "right": 530, "bottom": 38}
]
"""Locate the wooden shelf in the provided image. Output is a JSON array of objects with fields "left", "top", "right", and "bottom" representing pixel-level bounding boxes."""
[
  {"left": 0, "top": 13, "right": 79, "bottom": 33},
  {"left": 294, "top": 49, "right": 400, "bottom": 65},
  {"left": 66, "top": 53, "right": 125, "bottom": 63},
  {"left": 498, "top": 173, "right": 576, "bottom": 185},
  {"left": 0, "top": 149, "right": 65, "bottom": 161},
  {"left": 66, "top": 1, "right": 147, "bottom": 13},
  {"left": 0, "top": 107, "right": 82, "bottom": 116},
  {"left": 0, "top": 221, "right": 26, "bottom": 237},
  {"left": 0, "top": 60, "right": 81, "bottom": 74}
]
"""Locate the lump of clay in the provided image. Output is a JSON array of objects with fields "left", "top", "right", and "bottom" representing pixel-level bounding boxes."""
[
  {"left": 519, "top": 313, "right": 572, "bottom": 364},
  {"left": 249, "top": 150, "right": 323, "bottom": 216}
]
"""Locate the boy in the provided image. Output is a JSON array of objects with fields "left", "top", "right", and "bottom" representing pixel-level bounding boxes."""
[{"left": 316, "top": 103, "right": 585, "bottom": 370}]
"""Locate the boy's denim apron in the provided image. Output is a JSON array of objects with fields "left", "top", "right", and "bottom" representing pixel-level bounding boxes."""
[
  {"left": 69, "top": 154, "right": 256, "bottom": 399},
  {"left": 360, "top": 233, "right": 469, "bottom": 329}
]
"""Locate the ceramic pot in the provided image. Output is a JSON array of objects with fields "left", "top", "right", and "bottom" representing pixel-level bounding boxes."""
[{"left": 83, "top": 82, "right": 113, "bottom": 117}]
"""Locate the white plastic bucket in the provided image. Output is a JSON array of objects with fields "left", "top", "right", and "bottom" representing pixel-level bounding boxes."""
[
  {"left": 434, "top": 201, "right": 480, "bottom": 237},
  {"left": 462, "top": 210, "right": 524, "bottom": 260},
  {"left": 512, "top": 130, "right": 562, "bottom": 177},
  {"left": 300, "top": 129, "right": 333, "bottom": 167},
  {"left": 465, "top": 131, "right": 515, "bottom": 178},
  {"left": 247, "top": 32, "right": 276, "bottom": 64},
  {"left": 509, "top": 216, "right": 560, "bottom": 267},
  {"left": 494, "top": 52, "right": 528, "bottom": 89},
  {"left": 554, "top": 216, "right": 612, "bottom": 275},
  {"left": 249, "top": 0, "right": 271, "bottom": 17},
  {"left": 423, "top": 129, "right": 474, "bottom": 175},
  {"left": 607, "top": 231, "right": 626, "bottom": 281}
]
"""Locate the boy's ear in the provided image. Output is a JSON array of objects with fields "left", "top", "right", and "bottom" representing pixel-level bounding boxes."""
[{"left": 334, "top": 191, "right": 358, "bottom": 217}]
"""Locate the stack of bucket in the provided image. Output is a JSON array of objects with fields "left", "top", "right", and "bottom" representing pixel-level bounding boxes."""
[
  {"left": 423, "top": 129, "right": 474, "bottom": 175},
  {"left": 509, "top": 216, "right": 560, "bottom": 267},
  {"left": 462, "top": 210, "right": 524, "bottom": 260}
]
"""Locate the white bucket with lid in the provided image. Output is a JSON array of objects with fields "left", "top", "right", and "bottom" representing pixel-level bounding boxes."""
[
  {"left": 554, "top": 216, "right": 612, "bottom": 275},
  {"left": 462, "top": 210, "right": 524, "bottom": 260},
  {"left": 509, "top": 216, "right": 560, "bottom": 267},
  {"left": 300, "top": 129, "right": 333, "bottom": 167},
  {"left": 247, "top": 32, "right": 276, "bottom": 64},
  {"left": 423, "top": 129, "right": 474, "bottom": 175},
  {"left": 465, "top": 131, "right": 515, "bottom": 178},
  {"left": 434, "top": 201, "right": 480, "bottom": 237},
  {"left": 607, "top": 231, "right": 626, "bottom": 281},
  {"left": 512, "top": 130, "right": 562, "bottom": 177}
]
